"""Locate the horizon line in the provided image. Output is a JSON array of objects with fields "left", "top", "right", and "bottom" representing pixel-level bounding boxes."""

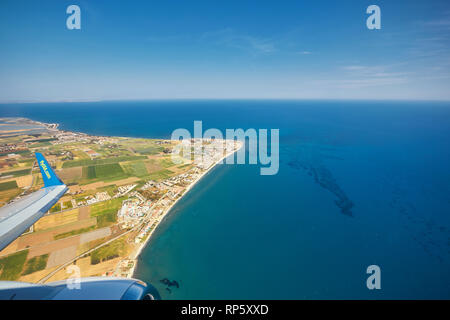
[{"left": 1, "top": 97, "right": 450, "bottom": 104}]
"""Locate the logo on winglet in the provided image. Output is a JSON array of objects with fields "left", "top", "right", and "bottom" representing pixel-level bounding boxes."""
[{"left": 40, "top": 160, "right": 51, "bottom": 179}]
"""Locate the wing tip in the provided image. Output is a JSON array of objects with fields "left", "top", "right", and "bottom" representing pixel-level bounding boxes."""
[{"left": 35, "top": 152, "right": 65, "bottom": 187}]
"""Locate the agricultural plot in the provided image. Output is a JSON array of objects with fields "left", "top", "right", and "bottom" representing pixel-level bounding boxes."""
[
  {"left": 121, "top": 161, "right": 148, "bottom": 177},
  {"left": 56, "top": 167, "right": 82, "bottom": 183},
  {"left": 49, "top": 202, "right": 61, "bottom": 213},
  {"left": 147, "top": 169, "right": 175, "bottom": 181},
  {"left": 91, "top": 197, "right": 124, "bottom": 217},
  {"left": 63, "top": 155, "right": 146, "bottom": 168},
  {"left": 0, "top": 180, "right": 18, "bottom": 191},
  {"left": 90, "top": 238, "right": 126, "bottom": 265},
  {"left": 135, "top": 146, "right": 164, "bottom": 155},
  {"left": 0, "top": 250, "right": 28, "bottom": 280},
  {"left": 34, "top": 209, "right": 80, "bottom": 231},
  {"left": 54, "top": 226, "right": 96, "bottom": 240},
  {"left": 0, "top": 168, "right": 31, "bottom": 178},
  {"left": 82, "top": 163, "right": 128, "bottom": 182},
  {"left": 22, "top": 254, "right": 49, "bottom": 275},
  {"left": 0, "top": 188, "right": 22, "bottom": 204}
]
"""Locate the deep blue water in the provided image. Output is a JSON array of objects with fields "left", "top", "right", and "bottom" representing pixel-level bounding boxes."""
[{"left": 1, "top": 100, "right": 449, "bottom": 299}]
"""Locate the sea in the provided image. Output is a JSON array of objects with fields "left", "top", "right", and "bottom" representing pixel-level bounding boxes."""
[{"left": 1, "top": 100, "right": 449, "bottom": 299}]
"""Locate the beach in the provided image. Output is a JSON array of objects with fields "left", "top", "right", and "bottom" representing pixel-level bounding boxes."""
[{"left": 128, "top": 140, "right": 243, "bottom": 278}]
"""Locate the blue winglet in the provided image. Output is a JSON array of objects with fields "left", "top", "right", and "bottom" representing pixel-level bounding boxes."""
[{"left": 35, "top": 152, "right": 64, "bottom": 187}]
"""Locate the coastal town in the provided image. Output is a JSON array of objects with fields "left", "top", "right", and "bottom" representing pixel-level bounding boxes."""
[{"left": 0, "top": 117, "right": 241, "bottom": 283}]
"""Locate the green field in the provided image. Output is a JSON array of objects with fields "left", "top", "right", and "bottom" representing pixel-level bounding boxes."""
[
  {"left": 82, "top": 166, "right": 96, "bottom": 179},
  {"left": 147, "top": 169, "right": 174, "bottom": 181},
  {"left": 0, "top": 149, "right": 30, "bottom": 156},
  {"left": 95, "top": 163, "right": 124, "bottom": 178},
  {"left": 135, "top": 146, "right": 164, "bottom": 155},
  {"left": 54, "top": 226, "right": 96, "bottom": 240},
  {"left": 91, "top": 197, "right": 124, "bottom": 227},
  {"left": 49, "top": 202, "right": 61, "bottom": 213},
  {"left": 96, "top": 212, "right": 117, "bottom": 228},
  {"left": 63, "top": 200, "right": 73, "bottom": 209},
  {"left": 22, "top": 254, "right": 48, "bottom": 275},
  {"left": 160, "top": 158, "right": 176, "bottom": 168},
  {"left": 18, "top": 159, "right": 35, "bottom": 165},
  {"left": 63, "top": 156, "right": 147, "bottom": 168},
  {"left": 82, "top": 163, "right": 126, "bottom": 181},
  {"left": 28, "top": 138, "right": 57, "bottom": 143},
  {"left": 91, "top": 197, "right": 124, "bottom": 217},
  {"left": 0, "top": 168, "right": 31, "bottom": 178},
  {"left": 90, "top": 238, "right": 125, "bottom": 265},
  {"left": 0, "top": 250, "right": 28, "bottom": 280},
  {"left": 0, "top": 180, "right": 18, "bottom": 191},
  {"left": 122, "top": 161, "right": 148, "bottom": 177},
  {"left": 30, "top": 141, "right": 52, "bottom": 148}
]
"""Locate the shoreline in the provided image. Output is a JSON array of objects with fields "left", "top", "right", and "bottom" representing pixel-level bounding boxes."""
[
  {"left": 0, "top": 117, "right": 243, "bottom": 282},
  {"left": 128, "top": 141, "right": 243, "bottom": 279}
]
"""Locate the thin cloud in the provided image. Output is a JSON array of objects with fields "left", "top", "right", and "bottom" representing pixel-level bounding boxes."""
[
  {"left": 201, "top": 28, "right": 276, "bottom": 54},
  {"left": 313, "top": 77, "right": 408, "bottom": 89}
]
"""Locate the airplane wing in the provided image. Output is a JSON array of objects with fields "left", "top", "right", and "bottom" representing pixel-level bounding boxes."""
[
  {"left": 0, "top": 277, "right": 159, "bottom": 300},
  {"left": 0, "top": 153, "right": 68, "bottom": 251}
]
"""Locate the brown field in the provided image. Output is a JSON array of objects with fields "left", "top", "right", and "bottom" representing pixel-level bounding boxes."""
[
  {"left": 34, "top": 209, "right": 79, "bottom": 231},
  {"left": 0, "top": 240, "right": 20, "bottom": 257},
  {"left": 17, "top": 231, "right": 54, "bottom": 250},
  {"left": 69, "top": 177, "right": 140, "bottom": 193},
  {"left": 59, "top": 195, "right": 72, "bottom": 204},
  {"left": 56, "top": 166, "right": 82, "bottom": 182},
  {"left": 46, "top": 256, "right": 122, "bottom": 282},
  {"left": 46, "top": 245, "right": 77, "bottom": 268},
  {"left": 0, "top": 188, "right": 21, "bottom": 206},
  {"left": 15, "top": 175, "right": 33, "bottom": 188},
  {"left": 16, "top": 218, "right": 98, "bottom": 251},
  {"left": 79, "top": 227, "right": 111, "bottom": 244},
  {"left": 19, "top": 266, "right": 59, "bottom": 283},
  {"left": 0, "top": 175, "right": 32, "bottom": 189},
  {"left": 78, "top": 206, "right": 90, "bottom": 220},
  {"left": 28, "top": 235, "right": 81, "bottom": 258},
  {"left": 144, "top": 160, "right": 163, "bottom": 173}
]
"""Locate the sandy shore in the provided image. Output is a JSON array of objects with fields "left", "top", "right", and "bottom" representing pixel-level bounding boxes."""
[{"left": 128, "top": 141, "right": 243, "bottom": 278}]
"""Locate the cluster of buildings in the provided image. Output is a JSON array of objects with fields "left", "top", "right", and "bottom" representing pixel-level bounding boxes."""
[
  {"left": 0, "top": 143, "right": 27, "bottom": 154},
  {"left": 52, "top": 131, "right": 91, "bottom": 144},
  {"left": 117, "top": 198, "right": 152, "bottom": 228},
  {"left": 79, "top": 191, "right": 112, "bottom": 206},
  {"left": 82, "top": 147, "right": 101, "bottom": 159},
  {"left": 111, "top": 259, "right": 136, "bottom": 278},
  {"left": 114, "top": 184, "right": 136, "bottom": 197},
  {"left": 73, "top": 184, "right": 138, "bottom": 208},
  {"left": 155, "top": 140, "right": 171, "bottom": 145},
  {"left": 134, "top": 222, "right": 154, "bottom": 244},
  {"left": 51, "top": 130, "right": 117, "bottom": 146},
  {"left": 185, "top": 138, "right": 238, "bottom": 170}
]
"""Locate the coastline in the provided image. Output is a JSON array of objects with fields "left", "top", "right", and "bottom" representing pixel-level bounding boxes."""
[
  {"left": 128, "top": 141, "right": 243, "bottom": 278},
  {"left": 0, "top": 117, "right": 244, "bottom": 282}
]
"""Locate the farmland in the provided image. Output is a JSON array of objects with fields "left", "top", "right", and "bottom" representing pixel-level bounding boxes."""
[{"left": 0, "top": 117, "right": 230, "bottom": 283}]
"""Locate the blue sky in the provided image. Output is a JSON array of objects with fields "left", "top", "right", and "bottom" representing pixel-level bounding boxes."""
[{"left": 1, "top": 0, "right": 450, "bottom": 102}]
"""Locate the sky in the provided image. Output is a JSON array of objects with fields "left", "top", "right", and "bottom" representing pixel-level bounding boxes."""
[{"left": 0, "top": 0, "right": 450, "bottom": 102}]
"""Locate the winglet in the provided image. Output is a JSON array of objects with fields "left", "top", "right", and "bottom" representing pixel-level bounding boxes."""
[{"left": 35, "top": 153, "right": 64, "bottom": 187}]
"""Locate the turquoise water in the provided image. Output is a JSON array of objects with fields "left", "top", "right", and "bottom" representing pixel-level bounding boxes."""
[{"left": 1, "top": 100, "right": 449, "bottom": 299}]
